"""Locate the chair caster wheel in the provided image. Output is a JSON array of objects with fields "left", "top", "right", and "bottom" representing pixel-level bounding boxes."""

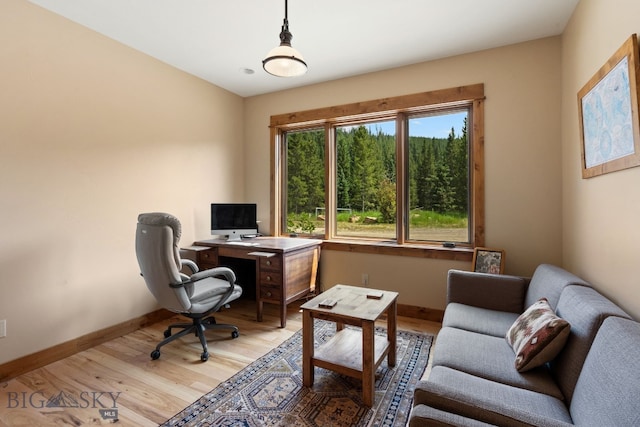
[
  {"left": 231, "top": 330, "right": 239, "bottom": 339},
  {"left": 164, "top": 329, "right": 171, "bottom": 338},
  {"left": 201, "top": 352, "right": 209, "bottom": 362},
  {"left": 150, "top": 350, "right": 161, "bottom": 360}
]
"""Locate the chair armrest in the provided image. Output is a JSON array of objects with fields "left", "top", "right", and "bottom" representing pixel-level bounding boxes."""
[
  {"left": 189, "top": 266, "right": 237, "bottom": 285},
  {"left": 180, "top": 259, "right": 199, "bottom": 274},
  {"left": 447, "top": 269, "right": 527, "bottom": 313}
]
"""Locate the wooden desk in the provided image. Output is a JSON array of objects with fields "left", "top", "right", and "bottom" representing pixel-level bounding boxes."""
[
  {"left": 187, "top": 237, "right": 321, "bottom": 328},
  {"left": 300, "top": 284, "right": 398, "bottom": 407}
]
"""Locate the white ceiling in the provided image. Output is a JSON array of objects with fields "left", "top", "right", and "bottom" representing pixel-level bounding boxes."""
[{"left": 28, "top": 0, "right": 580, "bottom": 98}]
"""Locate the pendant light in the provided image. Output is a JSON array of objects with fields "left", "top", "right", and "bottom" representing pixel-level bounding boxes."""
[{"left": 262, "top": 0, "right": 307, "bottom": 77}]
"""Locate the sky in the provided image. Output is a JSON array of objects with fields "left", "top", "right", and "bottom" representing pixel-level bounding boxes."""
[{"left": 364, "top": 111, "right": 467, "bottom": 138}]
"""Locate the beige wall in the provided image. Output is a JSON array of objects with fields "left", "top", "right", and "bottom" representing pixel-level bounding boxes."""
[
  {"left": 0, "top": 1, "right": 244, "bottom": 364},
  {"left": 244, "top": 38, "right": 564, "bottom": 310},
  {"left": 561, "top": 0, "right": 640, "bottom": 319}
]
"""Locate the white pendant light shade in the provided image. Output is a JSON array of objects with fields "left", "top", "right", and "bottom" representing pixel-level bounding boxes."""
[
  {"left": 263, "top": 45, "right": 307, "bottom": 77},
  {"left": 263, "top": 0, "right": 307, "bottom": 77}
]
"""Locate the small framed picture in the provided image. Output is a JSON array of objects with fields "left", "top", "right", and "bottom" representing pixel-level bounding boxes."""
[{"left": 472, "top": 247, "right": 505, "bottom": 274}]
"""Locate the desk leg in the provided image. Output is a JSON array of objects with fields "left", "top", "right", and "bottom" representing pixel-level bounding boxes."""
[
  {"left": 302, "top": 310, "right": 314, "bottom": 387},
  {"left": 388, "top": 298, "right": 397, "bottom": 367},
  {"left": 280, "top": 302, "right": 287, "bottom": 328},
  {"left": 256, "top": 300, "right": 286, "bottom": 328},
  {"left": 256, "top": 300, "right": 263, "bottom": 322},
  {"left": 362, "top": 320, "right": 375, "bottom": 407}
]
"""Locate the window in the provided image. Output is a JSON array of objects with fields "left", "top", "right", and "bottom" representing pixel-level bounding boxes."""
[
  {"left": 271, "top": 84, "right": 485, "bottom": 252},
  {"left": 335, "top": 120, "right": 396, "bottom": 239},
  {"left": 407, "top": 110, "right": 469, "bottom": 242},
  {"left": 285, "top": 128, "right": 326, "bottom": 235}
]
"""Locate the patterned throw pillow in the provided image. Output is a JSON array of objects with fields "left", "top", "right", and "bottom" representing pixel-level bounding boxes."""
[{"left": 506, "top": 298, "right": 570, "bottom": 372}]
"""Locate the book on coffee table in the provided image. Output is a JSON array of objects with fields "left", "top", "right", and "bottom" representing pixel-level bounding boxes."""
[
  {"left": 318, "top": 299, "right": 337, "bottom": 309},
  {"left": 366, "top": 291, "right": 384, "bottom": 299}
]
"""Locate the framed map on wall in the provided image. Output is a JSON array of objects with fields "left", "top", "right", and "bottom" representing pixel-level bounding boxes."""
[{"left": 578, "top": 34, "right": 640, "bottom": 179}]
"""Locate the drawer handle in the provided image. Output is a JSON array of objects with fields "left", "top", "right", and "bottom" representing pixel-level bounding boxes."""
[
  {"left": 266, "top": 260, "right": 271, "bottom": 266},
  {"left": 203, "top": 254, "right": 209, "bottom": 258},
  {"left": 266, "top": 291, "right": 272, "bottom": 297},
  {"left": 266, "top": 275, "right": 272, "bottom": 281}
]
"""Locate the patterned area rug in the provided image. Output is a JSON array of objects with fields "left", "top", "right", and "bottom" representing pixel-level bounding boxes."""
[{"left": 162, "top": 321, "right": 432, "bottom": 427}]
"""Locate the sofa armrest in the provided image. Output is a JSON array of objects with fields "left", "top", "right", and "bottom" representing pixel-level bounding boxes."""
[
  {"left": 447, "top": 269, "right": 527, "bottom": 313},
  {"left": 414, "top": 379, "right": 573, "bottom": 427},
  {"left": 409, "top": 404, "right": 494, "bottom": 427}
]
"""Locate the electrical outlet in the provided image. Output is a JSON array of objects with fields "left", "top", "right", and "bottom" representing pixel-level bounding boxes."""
[
  {"left": 362, "top": 273, "right": 369, "bottom": 287},
  {"left": 0, "top": 320, "right": 6, "bottom": 338}
]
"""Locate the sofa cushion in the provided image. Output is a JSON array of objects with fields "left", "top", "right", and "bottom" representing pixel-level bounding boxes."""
[
  {"left": 414, "top": 366, "right": 573, "bottom": 426},
  {"left": 570, "top": 317, "right": 640, "bottom": 426},
  {"left": 442, "top": 303, "right": 520, "bottom": 337},
  {"left": 432, "top": 327, "right": 564, "bottom": 399},
  {"left": 506, "top": 298, "right": 571, "bottom": 372},
  {"left": 524, "top": 264, "right": 589, "bottom": 310},
  {"left": 550, "top": 285, "right": 631, "bottom": 402}
]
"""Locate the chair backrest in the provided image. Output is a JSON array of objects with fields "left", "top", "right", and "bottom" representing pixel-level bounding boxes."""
[{"left": 135, "top": 212, "right": 191, "bottom": 312}]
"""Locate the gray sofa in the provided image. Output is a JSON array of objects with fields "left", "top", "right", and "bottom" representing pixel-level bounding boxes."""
[{"left": 409, "top": 264, "right": 640, "bottom": 426}]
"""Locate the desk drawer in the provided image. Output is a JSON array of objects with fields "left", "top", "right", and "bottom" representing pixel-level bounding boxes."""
[
  {"left": 260, "top": 285, "right": 282, "bottom": 301},
  {"left": 197, "top": 249, "right": 217, "bottom": 269},
  {"left": 259, "top": 255, "right": 282, "bottom": 272},
  {"left": 260, "top": 271, "right": 282, "bottom": 286}
]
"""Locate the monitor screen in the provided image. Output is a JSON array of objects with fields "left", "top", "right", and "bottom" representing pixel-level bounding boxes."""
[{"left": 210, "top": 203, "right": 257, "bottom": 241}]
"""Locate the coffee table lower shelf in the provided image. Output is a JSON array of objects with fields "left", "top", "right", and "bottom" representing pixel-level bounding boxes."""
[{"left": 313, "top": 328, "right": 390, "bottom": 378}]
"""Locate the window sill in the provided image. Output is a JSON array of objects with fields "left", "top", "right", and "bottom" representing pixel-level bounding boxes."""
[{"left": 320, "top": 239, "right": 473, "bottom": 261}]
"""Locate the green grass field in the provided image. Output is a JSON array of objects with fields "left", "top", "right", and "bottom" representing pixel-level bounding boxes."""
[{"left": 289, "top": 209, "right": 467, "bottom": 241}]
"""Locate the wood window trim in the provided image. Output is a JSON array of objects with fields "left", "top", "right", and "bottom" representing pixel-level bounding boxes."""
[
  {"left": 269, "top": 84, "right": 484, "bottom": 127},
  {"left": 270, "top": 84, "right": 485, "bottom": 261}
]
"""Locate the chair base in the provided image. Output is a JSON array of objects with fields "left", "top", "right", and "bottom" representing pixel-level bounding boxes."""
[{"left": 151, "top": 314, "right": 239, "bottom": 362}]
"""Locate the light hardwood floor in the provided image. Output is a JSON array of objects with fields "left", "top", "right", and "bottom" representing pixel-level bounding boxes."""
[{"left": 0, "top": 299, "right": 440, "bottom": 427}]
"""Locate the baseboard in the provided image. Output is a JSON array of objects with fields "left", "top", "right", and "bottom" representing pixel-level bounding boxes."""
[
  {"left": 398, "top": 303, "right": 444, "bottom": 323},
  {"left": 0, "top": 304, "right": 441, "bottom": 383},
  {"left": 0, "top": 308, "right": 173, "bottom": 383}
]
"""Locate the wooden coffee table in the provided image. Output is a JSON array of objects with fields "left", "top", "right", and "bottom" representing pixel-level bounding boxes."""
[{"left": 300, "top": 284, "right": 398, "bottom": 406}]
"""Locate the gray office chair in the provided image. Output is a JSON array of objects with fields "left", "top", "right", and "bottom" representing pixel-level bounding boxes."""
[{"left": 135, "top": 212, "right": 242, "bottom": 362}]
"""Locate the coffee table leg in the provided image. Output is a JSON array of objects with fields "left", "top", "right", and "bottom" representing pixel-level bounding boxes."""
[
  {"left": 302, "top": 310, "right": 314, "bottom": 387},
  {"left": 362, "top": 321, "right": 374, "bottom": 407},
  {"left": 388, "top": 298, "right": 397, "bottom": 367}
]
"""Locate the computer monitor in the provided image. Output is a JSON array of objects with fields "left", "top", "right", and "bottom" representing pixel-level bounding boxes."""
[{"left": 210, "top": 203, "right": 258, "bottom": 241}]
